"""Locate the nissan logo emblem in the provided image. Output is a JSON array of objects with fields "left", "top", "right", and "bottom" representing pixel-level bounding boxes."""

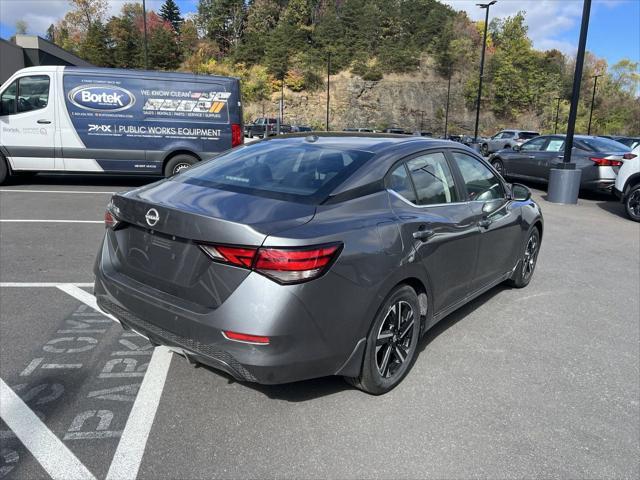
[{"left": 145, "top": 208, "right": 160, "bottom": 227}]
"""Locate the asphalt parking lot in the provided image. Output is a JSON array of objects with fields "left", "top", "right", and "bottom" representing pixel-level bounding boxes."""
[{"left": 0, "top": 174, "right": 638, "bottom": 479}]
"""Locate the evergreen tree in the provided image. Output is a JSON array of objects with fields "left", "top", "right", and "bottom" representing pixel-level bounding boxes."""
[
  {"left": 79, "top": 21, "right": 112, "bottom": 67},
  {"left": 160, "top": 0, "right": 183, "bottom": 32},
  {"left": 198, "top": 0, "right": 246, "bottom": 53}
]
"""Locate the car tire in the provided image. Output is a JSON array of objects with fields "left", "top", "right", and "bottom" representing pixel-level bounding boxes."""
[
  {"left": 624, "top": 184, "right": 640, "bottom": 222},
  {"left": 491, "top": 158, "right": 505, "bottom": 177},
  {"left": 481, "top": 144, "right": 489, "bottom": 156},
  {"left": 0, "top": 153, "right": 11, "bottom": 185},
  {"left": 164, "top": 154, "right": 198, "bottom": 177},
  {"left": 346, "top": 285, "right": 421, "bottom": 395},
  {"left": 507, "top": 226, "right": 541, "bottom": 288}
]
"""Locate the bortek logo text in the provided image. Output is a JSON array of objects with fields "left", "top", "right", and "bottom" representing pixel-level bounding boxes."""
[{"left": 68, "top": 85, "right": 135, "bottom": 112}]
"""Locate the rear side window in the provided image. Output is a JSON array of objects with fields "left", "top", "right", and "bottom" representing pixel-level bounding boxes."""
[
  {"left": 180, "top": 141, "right": 374, "bottom": 203},
  {"left": 518, "top": 132, "right": 539, "bottom": 140},
  {"left": 406, "top": 153, "right": 457, "bottom": 205},
  {"left": 451, "top": 151, "right": 504, "bottom": 201},
  {"left": 388, "top": 164, "right": 417, "bottom": 203},
  {"left": 0, "top": 75, "right": 49, "bottom": 115},
  {"left": 545, "top": 139, "right": 564, "bottom": 152}
]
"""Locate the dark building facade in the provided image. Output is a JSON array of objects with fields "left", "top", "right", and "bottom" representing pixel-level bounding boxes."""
[{"left": 1, "top": 35, "right": 91, "bottom": 84}]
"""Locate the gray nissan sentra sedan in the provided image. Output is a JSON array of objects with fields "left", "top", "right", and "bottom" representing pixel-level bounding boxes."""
[{"left": 95, "top": 134, "right": 543, "bottom": 394}]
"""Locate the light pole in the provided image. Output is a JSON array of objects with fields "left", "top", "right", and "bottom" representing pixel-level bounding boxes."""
[
  {"left": 444, "top": 66, "right": 453, "bottom": 138},
  {"left": 587, "top": 74, "right": 602, "bottom": 135},
  {"left": 554, "top": 97, "right": 562, "bottom": 134},
  {"left": 547, "top": 0, "right": 592, "bottom": 204},
  {"left": 142, "top": 0, "right": 149, "bottom": 69},
  {"left": 326, "top": 52, "right": 331, "bottom": 131},
  {"left": 473, "top": 0, "right": 496, "bottom": 144}
]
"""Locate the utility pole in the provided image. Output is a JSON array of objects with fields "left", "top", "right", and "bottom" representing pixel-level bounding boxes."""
[
  {"left": 587, "top": 74, "right": 602, "bottom": 135},
  {"left": 444, "top": 66, "right": 453, "bottom": 138},
  {"left": 420, "top": 111, "right": 425, "bottom": 131},
  {"left": 278, "top": 77, "right": 284, "bottom": 134},
  {"left": 554, "top": 97, "right": 562, "bottom": 134},
  {"left": 547, "top": 0, "right": 592, "bottom": 205},
  {"left": 326, "top": 52, "right": 331, "bottom": 131},
  {"left": 473, "top": 1, "right": 496, "bottom": 144},
  {"left": 142, "top": 0, "right": 149, "bottom": 69}
]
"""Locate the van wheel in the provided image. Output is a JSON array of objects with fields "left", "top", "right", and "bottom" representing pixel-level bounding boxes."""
[
  {"left": 0, "top": 154, "right": 9, "bottom": 185},
  {"left": 345, "top": 285, "right": 421, "bottom": 395},
  {"left": 164, "top": 154, "right": 197, "bottom": 177}
]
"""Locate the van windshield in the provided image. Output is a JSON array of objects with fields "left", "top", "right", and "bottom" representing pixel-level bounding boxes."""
[{"left": 178, "top": 141, "right": 375, "bottom": 203}]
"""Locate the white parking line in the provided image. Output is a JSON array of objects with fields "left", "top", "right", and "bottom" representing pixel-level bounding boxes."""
[
  {"left": 56, "top": 284, "right": 120, "bottom": 324},
  {"left": 0, "top": 378, "right": 97, "bottom": 480},
  {"left": 106, "top": 346, "right": 172, "bottom": 480},
  {"left": 0, "top": 219, "right": 103, "bottom": 224},
  {"left": 0, "top": 189, "right": 115, "bottom": 194}
]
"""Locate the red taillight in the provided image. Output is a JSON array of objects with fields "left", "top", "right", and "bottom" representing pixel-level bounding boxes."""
[
  {"left": 222, "top": 331, "right": 269, "bottom": 345},
  {"left": 231, "top": 123, "right": 243, "bottom": 147},
  {"left": 200, "top": 245, "right": 256, "bottom": 268},
  {"left": 198, "top": 243, "right": 342, "bottom": 284},
  {"left": 104, "top": 209, "right": 119, "bottom": 229},
  {"left": 623, "top": 153, "right": 637, "bottom": 160},
  {"left": 591, "top": 157, "right": 623, "bottom": 167},
  {"left": 254, "top": 245, "right": 341, "bottom": 283}
]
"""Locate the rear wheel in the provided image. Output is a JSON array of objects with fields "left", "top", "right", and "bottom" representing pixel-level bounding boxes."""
[
  {"left": 625, "top": 184, "right": 640, "bottom": 222},
  {"left": 164, "top": 154, "right": 197, "bottom": 177},
  {"left": 508, "top": 227, "right": 540, "bottom": 288},
  {"left": 346, "top": 285, "right": 421, "bottom": 395}
]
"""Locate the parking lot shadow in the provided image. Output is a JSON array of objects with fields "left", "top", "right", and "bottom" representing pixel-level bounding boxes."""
[
  {"left": 197, "top": 284, "right": 509, "bottom": 402},
  {"left": 7, "top": 173, "right": 159, "bottom": 189}
]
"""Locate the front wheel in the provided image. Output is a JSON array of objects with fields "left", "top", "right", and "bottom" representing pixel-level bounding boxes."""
[
  {"left": 0, "top": 154, "right": 8, "bottom": 185},
  {"left": 625, "top": 184, "right": 640, "bottom": 222},
  {"left": 491, "top": 158, "right": 505, "bottom": 176},
  {"left": 346, "top": 285, "right": 421, "bottom": 395},
  {"left": 508, "top": 227, "right": 540, "bottom": 288}
]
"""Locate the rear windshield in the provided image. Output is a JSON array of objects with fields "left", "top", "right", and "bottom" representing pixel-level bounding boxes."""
[
  {"left": 617, "top": 138, "right": 639, "bottom": 149},
  {"left": 518, "top": 132, "right": 539, "bottom": 140},
  {"left": 576, "top": 137, "right": 630, "bottom": 152},
  {"left": 179, "top": 141, "right": 374, "bottom": 203}
]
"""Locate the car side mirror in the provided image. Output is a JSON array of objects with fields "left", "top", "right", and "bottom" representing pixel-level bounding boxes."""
[
  {"left": 512, "top": 144, "right": 521, "bottom": 152},
  {"left": 511, "top": 183, "right": 531, "bottom": 202}
]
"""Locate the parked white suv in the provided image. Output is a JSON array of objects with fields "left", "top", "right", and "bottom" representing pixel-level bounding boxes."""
[
  {"left": 481, "top": 130, "right": 539, "bottom": 156},
  {"left": 614, "top": 145, "right": 640, "bottom": 222}
]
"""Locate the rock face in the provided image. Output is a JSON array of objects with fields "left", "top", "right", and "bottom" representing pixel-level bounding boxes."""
[{"left": 245, "top": 59, "right": 486, "bottom": 134}]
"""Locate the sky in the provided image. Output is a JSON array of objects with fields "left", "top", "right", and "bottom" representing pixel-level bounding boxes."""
[{"left": 1, "top": 0, "right": 638, "bottom": 69}]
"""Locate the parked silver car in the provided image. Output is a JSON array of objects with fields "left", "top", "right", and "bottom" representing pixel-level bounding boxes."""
[{"left": 481, "top": 130, "right": 539, "bottom": 156}]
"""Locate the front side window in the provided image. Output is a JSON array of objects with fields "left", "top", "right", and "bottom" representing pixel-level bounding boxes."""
[
  {"left": 520, "top": 136, "right": 547, "bottom": 152},
  {"left": 179, "top": 141, "right": 374, "bottom": 203},
  {"left": 406, "top": 152, "right": 457, "bottom": 205},
  {"left": 501, "top": 131, "right": 515, "bottom": 139},
  {"left": 0, "top": 81, "right": 17, "bottom": 115},
  {"left": 0, "top": 76, "right": 49, "bottom": 115},
  {"left": 388, "top": 164, "right": 417, "bottom": 203},
  {"left": 452, "top": 151, "right": 504, "bottom": 201}
]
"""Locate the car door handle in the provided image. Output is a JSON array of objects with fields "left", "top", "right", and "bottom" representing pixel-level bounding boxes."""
[
  {"left": 37, "top": 119, "right": 51, "bottom": 124},
  {"left": 478, "top": 218, "right": 492, "bottom": 229},
  {"left": 412, "top": 228, "right": 434, "bottom": 241},
  {"left": 527, "top": 155, "right": 536, "bottom": 159}
]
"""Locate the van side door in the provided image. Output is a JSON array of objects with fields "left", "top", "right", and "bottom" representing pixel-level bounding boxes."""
[{"left": 0, "top": 73, "right": 58, "bottom": 170}]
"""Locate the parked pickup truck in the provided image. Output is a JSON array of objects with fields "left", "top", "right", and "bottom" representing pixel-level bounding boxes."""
[{"left": 244, "top": 118, "right": 292, "bottom": 138}]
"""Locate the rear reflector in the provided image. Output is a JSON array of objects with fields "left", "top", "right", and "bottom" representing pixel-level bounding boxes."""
[
  {"left": 590, "top": 157, "right": 623, "bottom": 167},
  {"left": 223, "top": 331, "right": 269, "bottom": 345},
  {"left": 623, "top": 153, "right": 637, "bottom": 160},
  {"left": 231, "top": 123, "right": 243, "bottom": 147},
  {"left": 199, "top": 243, "right": 342, "bottom": 284}
]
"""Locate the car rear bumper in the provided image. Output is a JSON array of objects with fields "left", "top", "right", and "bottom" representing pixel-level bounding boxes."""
[
  {"left": 581, "top": 178, "right": 615, "bottom": 192},
  {"left": 93, "top": 236, "right": 362, "bottom": 385}
]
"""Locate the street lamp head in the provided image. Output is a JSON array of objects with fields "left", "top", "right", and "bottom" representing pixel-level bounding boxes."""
[{"left": 477, "top": 0, "right": 497, "bottom": 7}]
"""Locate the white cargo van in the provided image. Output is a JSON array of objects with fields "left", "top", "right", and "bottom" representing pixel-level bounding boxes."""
[{"left": 0, "top": 66, "right": 243, "bottom": 184}]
